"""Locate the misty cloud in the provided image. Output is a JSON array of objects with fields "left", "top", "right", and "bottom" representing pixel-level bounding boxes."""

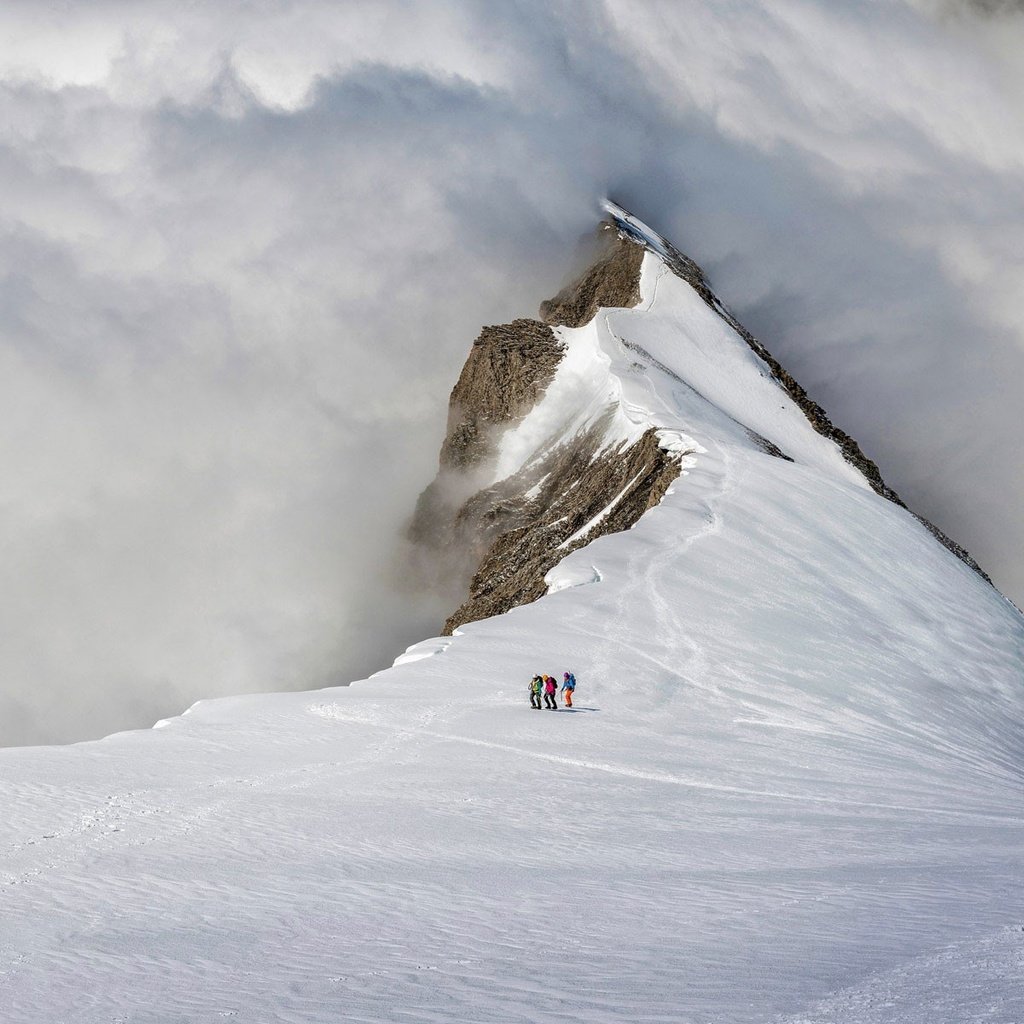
[
  {"left": 932, "top": 1, "right": 1024, "bottom": 15},
  {"left": 1, "top": 0, "right": 1022, "bottom": 745}
]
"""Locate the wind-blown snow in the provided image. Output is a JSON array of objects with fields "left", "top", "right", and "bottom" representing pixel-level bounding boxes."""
[{"left": 3, "top": 242, "right": 1023, "bottom": 1023}]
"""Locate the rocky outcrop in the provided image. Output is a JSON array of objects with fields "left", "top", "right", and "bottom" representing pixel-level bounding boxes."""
[
  {"left": 439, "top": 318, "right": 564, "bottom": 472},
  {"left": 441, "top": 426, "right": 683, "bottom": 634},
  {"left": 539, "top": 231, "right": 644, "bottom": 329},
  {"left": 408, "top": 317, "right": 566, "bottom": 586}
]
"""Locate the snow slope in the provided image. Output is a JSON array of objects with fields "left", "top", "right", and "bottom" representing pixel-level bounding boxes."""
[{"left": 3, "top": 220, "right": 1024, "bottom": 1023}]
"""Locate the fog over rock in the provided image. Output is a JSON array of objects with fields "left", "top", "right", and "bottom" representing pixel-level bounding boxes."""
[{"left": 1, "top": 0, "right": 1021, "bottom": 745}]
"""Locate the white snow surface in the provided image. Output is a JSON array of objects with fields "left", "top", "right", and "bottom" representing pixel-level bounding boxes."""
[{"left": 3, "top": 235, "right": 1024, "bottom": 1023}]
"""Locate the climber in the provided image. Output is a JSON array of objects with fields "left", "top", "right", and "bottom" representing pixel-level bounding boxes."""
[
  {"left": 561, "top": 671, "right": 576, "bottom": 708},
  {"left": 529, "top": 674, "right": 543, "bottom": 710},
  {"left": 543, "top": 674, "right": 558, "bottom": 710}
]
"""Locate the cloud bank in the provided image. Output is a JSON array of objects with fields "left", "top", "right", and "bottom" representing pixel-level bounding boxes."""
[{"left": 1, "top": 0, "right": 1021, "bottom": 745}]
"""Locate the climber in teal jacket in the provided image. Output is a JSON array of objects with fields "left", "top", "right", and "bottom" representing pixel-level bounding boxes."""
[{"left": 561, "top": 671, "right": 576, "bottom": 707}]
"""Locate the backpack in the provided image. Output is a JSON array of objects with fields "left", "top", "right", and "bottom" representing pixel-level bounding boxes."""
[{"left": 565, "top": 673, "right": 576, "bottom": 690}]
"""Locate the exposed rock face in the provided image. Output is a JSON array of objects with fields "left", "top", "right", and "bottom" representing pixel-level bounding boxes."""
[
  {"left": 412, "top": 206, "right": 992, "bottom": 637},
  {"left": 441, "top": 426, "right": 682, "bottom": 634},
  {"left": 408, "top": 317, "right": 566, "bottom": 589},
  {"left": 439, "top": 318, "right": 564, "bottom": 472},
  {"left": 539, "top": 231, "right": 644, "bottom": 328}
]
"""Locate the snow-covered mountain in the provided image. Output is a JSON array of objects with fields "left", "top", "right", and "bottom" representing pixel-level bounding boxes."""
[
  {"left": 412, "top": 201, "right": 991, "bottom": 637},
  {"left": 3, "top": 205, "right": 1023, "bottom": 1023}
]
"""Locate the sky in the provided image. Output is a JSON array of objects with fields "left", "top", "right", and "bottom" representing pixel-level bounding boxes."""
[{"left": 1, "top": 0, "right": 1022, "bottom": 746}]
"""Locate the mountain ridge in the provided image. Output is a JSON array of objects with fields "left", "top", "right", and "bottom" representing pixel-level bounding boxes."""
[{"left": 413, "top": 200, "right": 993, "bottom": 637}]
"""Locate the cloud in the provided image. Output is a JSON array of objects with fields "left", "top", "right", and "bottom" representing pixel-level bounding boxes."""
[
  {"left": 0, "top": 0, "right": 1021, "bottom": 744},
  {"left": 927, "top": 1, "right": 1024, "bottom": 15}
]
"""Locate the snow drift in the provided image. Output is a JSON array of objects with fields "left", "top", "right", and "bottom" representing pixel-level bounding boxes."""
[{"left": 2, "top": 206, "right": 1023, "bottom": 1023}]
